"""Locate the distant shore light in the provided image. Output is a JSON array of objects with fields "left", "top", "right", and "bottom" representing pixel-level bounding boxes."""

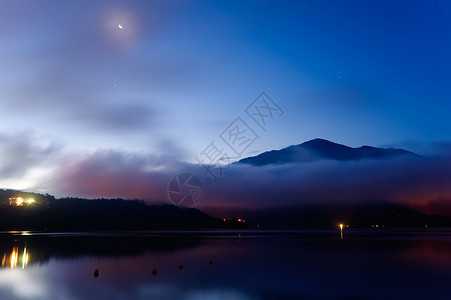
[{"left": 16, "top": 197, "right": 24, "bottom": 206}]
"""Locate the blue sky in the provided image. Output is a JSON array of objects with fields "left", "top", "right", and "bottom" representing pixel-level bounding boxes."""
[{"left": 0, "top": 0, "right": 450, "bottom": 198}]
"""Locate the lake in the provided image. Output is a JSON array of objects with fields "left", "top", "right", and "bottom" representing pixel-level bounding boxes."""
[{"left": 1, "top": 229, "right": 451, "bottom": 300}]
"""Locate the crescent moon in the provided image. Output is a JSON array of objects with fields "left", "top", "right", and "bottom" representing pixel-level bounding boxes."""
[{"left": 118, "top": 24, "right": 123, "bottom": 29}]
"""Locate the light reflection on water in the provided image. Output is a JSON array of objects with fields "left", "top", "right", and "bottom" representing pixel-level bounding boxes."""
[
  {"left": 1, "top": 246, "right": 29, "bottom": 270},
  {"left": 0, "top": 230, "right": 450, "bottom": 300}
]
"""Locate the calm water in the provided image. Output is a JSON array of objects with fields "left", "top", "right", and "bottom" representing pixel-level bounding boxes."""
[{"left": 1, "top": 229, "right": 451, "bottom": 300}]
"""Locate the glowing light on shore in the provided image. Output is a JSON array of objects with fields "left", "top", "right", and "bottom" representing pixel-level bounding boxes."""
[{"left": 16, "top": 197, "right": 24, "bottom": 206}]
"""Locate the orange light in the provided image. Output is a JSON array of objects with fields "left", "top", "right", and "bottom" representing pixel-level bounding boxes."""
[
  {"left": 10, "top": 247, "right": 18, "bottom": 269},
  {"left": 15, "top": 197, "right": 24, "bottom": 206},
  {"left": 339, "top": 224, "right": 343, "bottom": 230}
]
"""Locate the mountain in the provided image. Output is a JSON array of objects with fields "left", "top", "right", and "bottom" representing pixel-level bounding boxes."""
[
  {"left": 237, "top": 138, "right": 418, "bottom": 166},
  {"left": 239, "top": 203, "right": 451, "bottom": 229},
  {"left": 2, "top": 189, "right": 450, "bottom": 229},
  {"left": 0, "top": 190, "right": 238, "bottom": 231}
]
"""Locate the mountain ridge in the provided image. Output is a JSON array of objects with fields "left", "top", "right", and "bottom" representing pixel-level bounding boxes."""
[
  {"left": 237, "top": 138, "right": 418, "bottom": 166},
  {"left": 2, "top": 188, "right": 451, "bottom": 229}
]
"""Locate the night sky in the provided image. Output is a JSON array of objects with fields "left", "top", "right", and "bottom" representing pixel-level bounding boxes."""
[{"left": 0, "top": 1, "right": 450, "bottom": 214}]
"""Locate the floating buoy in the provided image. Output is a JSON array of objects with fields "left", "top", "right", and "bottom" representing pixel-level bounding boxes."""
[
  {"left": 178, "top": 263, "right": 184, "bottom": 270},
  {"left": 94, "top": 269, "right": 99, "bottom": 278},
  {"left": 208, "top": 260, "right": 213, "bottom": 265},
  {"left": 151, "top": 267, "right": 158, "bottom": 276}
]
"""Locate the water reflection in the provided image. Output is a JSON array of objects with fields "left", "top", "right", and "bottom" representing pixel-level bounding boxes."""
[
  {"left": 0, "top": 230, "right": 450, "bottom": 300},
  {"left": 1, "top": 245, "right": 29, "bottom": 269}
]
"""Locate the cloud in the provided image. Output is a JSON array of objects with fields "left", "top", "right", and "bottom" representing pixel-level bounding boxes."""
[
  {"left": 0, "top": 0, "right": 194, "bottom": 137},
  {"left": 0, "top": 131, "right": 62, "bottom": 179},
  {"left": 50, "top": 149, "right": 189, "bottom": 201},
  {"left": 200, "top": 155, "right": 451, "bottom": 215},
  {"left": 46, "top": 146, "right": 451, "bottom": 217},
  {"left": 0, "top": 50, "right": 159, "bottom": 134}
]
